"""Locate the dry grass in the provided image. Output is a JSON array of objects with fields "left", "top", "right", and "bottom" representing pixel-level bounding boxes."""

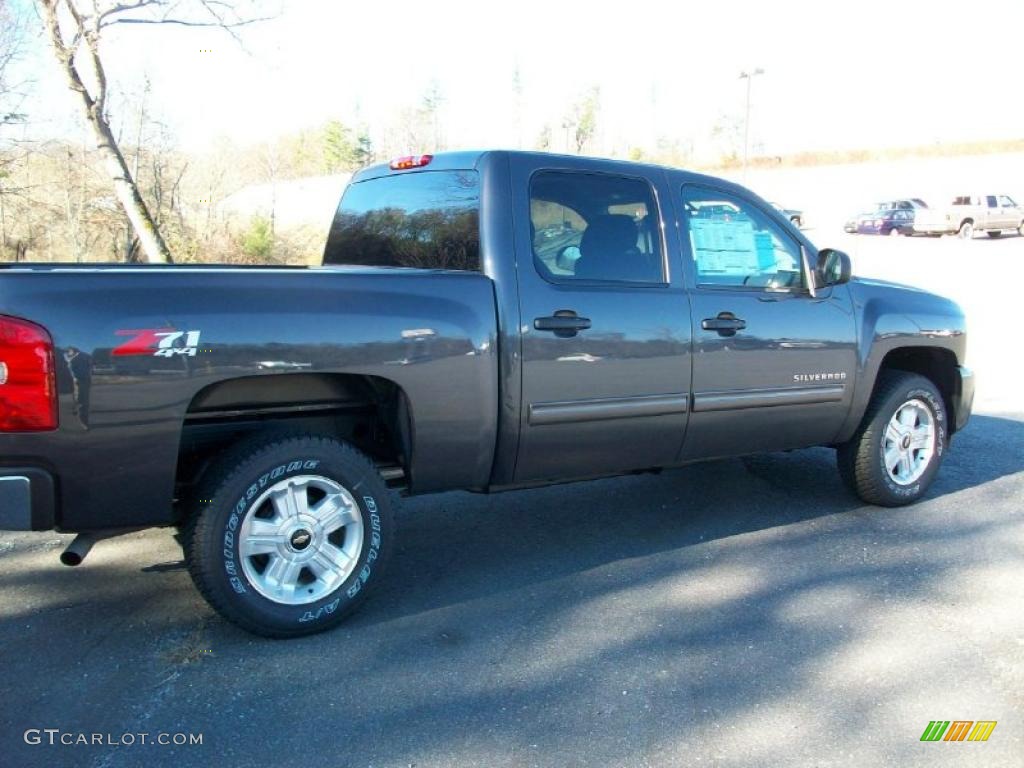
[{"left": 701, "top": 137, "right": 1024, "bottom": 172}]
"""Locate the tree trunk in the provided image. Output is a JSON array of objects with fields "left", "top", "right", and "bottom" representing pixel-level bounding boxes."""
[
  {"left": 39, "top": 0, "right": 172, "bottom": 264},
  {"left": 91, "top": 114, "right": 172, "bottom": 263}
]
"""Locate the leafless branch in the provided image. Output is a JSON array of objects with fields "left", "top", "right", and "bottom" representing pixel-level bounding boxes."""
[
  {"left": 97, "top": 0, "right": 163, "bottom": 25},
  {"left": 1, "top": 0, "right": 33, "bottom": 128},
  {"left": 101, "top": 15, "right": 269, "bottom": 30},
  {"left": 96, "top": 0, "right": 272, "bottom": 42}
]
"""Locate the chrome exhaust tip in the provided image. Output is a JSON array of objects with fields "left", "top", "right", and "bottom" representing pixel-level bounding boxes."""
[{"left": 60, "top": 533, "right": 96, "bottom": 566}]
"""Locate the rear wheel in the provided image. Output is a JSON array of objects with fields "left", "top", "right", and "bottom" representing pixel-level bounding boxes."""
[
  {"left": 957, "top": 221, "right": 974, "bottom": 239},
  {"left": 837, "top": 372, "right": 947, "bottom": 506},
  {"left": 888, "top": 227, "right": 901, "bottom": 237},
  {"left": 184, "top": 435, "right": 394, "bottom": 637}
]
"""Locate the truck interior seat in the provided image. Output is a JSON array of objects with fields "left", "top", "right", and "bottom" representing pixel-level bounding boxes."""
[{"left": 575, "top": 214, "right": 643, "bottom": 281}]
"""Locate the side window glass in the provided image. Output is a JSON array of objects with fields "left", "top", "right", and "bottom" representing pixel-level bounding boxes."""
[
  {"left": 682, "top": 186, "right": 803, "bottom": 291},
  {"left": 986, "top": 195, "right": 998, "bottom": 209},
  {"left": 530, "top": 172, "right": 664, "bottom": 283},
  {"left": 998, "top": 195, "right": 1015, "bottom": 207}
]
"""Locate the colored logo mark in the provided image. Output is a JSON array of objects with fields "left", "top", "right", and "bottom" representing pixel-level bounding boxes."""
[{"left": 920, "top": 720, "right": 997, "bottom": 742}]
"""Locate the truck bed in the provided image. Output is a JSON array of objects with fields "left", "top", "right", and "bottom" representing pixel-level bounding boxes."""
[{"left": 0, "top": 266, "right": 499, "bottom": 529}]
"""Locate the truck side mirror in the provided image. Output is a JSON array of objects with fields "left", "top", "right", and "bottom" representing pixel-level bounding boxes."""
[{"left": 816, "top": 248, "right": 852, "bottom": 287}]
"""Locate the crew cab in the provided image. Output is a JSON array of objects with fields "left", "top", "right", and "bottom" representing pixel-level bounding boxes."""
[
  {"left": 0, "top": 151, "right": 974, "bottom": 637},
  {"left": 914, "top": 194, "right": 1024, "bottom": 238}
]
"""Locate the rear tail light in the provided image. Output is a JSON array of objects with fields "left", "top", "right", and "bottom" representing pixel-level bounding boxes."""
[
  {"left": 389, "top": 154, "right": 433, "bottom": 170},
  {"left": 0, "top": 315, "right": 57, "bottom": 431}
]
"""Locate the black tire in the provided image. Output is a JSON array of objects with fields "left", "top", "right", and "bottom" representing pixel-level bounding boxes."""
[
  {"left": 184, "top": 435, "right": 394, "bottom": 638},
  {"left": 957, "top": 221, "right": 974, "bottom": 239},
  {"left": 837, "top": 371, "right": 947, "bottom": 507}
]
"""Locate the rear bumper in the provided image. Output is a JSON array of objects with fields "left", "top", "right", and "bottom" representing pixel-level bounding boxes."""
[
  {"left": 954, "top": 366, "right": 975, "bottom": 433},
  {"left": 0, "top": 468, "right": 55, "bottom": 531}
]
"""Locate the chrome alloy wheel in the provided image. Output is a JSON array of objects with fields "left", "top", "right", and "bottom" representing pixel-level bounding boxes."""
[
  {"left": 238, "top": 475, "right": 363, "bottom": 605},
  {"left": 882, "top": 399, "right": 936, "bottom": 486}
]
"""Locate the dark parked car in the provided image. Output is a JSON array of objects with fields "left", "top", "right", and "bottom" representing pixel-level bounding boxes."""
[
  {"left": 0, "top": 151, "right": 973, "bottom": 637},
  {"left": 858, "top": 207, "right": 917, "bottom": 236},
  {"left": 848, "top": 199, "right": 929, "bottom": 236}
]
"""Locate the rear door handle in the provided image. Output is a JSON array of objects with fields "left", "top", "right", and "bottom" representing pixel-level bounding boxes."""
[
  {"left": 534, "top": 310, "right": 592, "bottom": 338},
  {"left": 702, "top": 312, "right": 746, "bottom": 336}
]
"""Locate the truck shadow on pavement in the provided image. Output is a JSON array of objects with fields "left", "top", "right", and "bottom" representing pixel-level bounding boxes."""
[
  {"left": 0, "top": 414, "right": 1021, "bottom": 768},
  {"left": 362, "top": 413, "right": 1023, "bottom": 626}
]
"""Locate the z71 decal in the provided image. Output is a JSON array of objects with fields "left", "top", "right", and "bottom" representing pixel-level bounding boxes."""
[{"left": 113, "top": 328, "right": 204, "bottom": 357}]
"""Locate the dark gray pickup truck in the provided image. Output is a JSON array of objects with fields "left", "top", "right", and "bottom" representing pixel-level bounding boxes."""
[{"left": 0, "top": 151, "right": 974, "bottom": 636}]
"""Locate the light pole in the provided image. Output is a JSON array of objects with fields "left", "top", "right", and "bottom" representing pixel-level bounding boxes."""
[{"left": 739, "top": 68, "right": 764, "bottom": 180}]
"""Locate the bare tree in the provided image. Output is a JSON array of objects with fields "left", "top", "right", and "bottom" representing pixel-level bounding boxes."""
[
  {"left": 710, "top": 111, "right": 744, "bottom": 166},
  {"left": 511, "top": 64, "right": 523, "bottom": 149},
  {"left": 1, "top": 0, "right": 31, "bottom": 259},
  {"left": 36, "top": 0, "right": 267, "bottom": 263},
  {"left": 420, "top": 82, "right": 445, "bottom": 151},
  {"left": 571, "top": 86, "right": 600, "bottom": 154},
  {"left": 1, "top": 0, "right": 30, "bottom": 128},
  {"left": 535, "top": 123, "right": 551, "bottom": 152},
  {"left": 559, "top": 87, "right": 600, "bottom": 155}
]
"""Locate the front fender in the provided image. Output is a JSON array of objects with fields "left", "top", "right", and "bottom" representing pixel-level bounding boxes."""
[{"left": 836, "top": 279, "right": 967, "bottom": 443}]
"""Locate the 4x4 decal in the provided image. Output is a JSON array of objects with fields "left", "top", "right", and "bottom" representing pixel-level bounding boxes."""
[{"left": 113, "top": 328, "right": 203, "bottom": 357}]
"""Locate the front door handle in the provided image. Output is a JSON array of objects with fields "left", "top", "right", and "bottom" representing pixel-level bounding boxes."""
[
  {"left": 534, "top": 310, "right": 592, "bottom": 338},
  {"left": 702, "top": 312, "right": 747, "bottom": 336}
]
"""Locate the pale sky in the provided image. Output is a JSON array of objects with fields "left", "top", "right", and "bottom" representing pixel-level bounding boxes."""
[{"left": 13, "top": 0, "right": 1024, "bottom": 159}]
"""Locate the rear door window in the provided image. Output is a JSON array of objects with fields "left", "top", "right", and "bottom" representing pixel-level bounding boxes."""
[
  {"left": 529, "top": 171, "right": 664, "bottom": 284},
  {"left": 324, "top": 170, "right": 480, "bottom": 271}
]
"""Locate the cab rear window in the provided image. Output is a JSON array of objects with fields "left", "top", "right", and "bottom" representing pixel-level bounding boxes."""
[{"left": 323, "top": 170, "right": 480, "bottom": 271}]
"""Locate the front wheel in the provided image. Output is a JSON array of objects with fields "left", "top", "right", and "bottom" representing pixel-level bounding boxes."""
[
  {"left": 837, "top": 372, "right": 947, "bottom": 506},
  {"left": 184, "top": 435, "right": 394, "bottom": 637}
]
